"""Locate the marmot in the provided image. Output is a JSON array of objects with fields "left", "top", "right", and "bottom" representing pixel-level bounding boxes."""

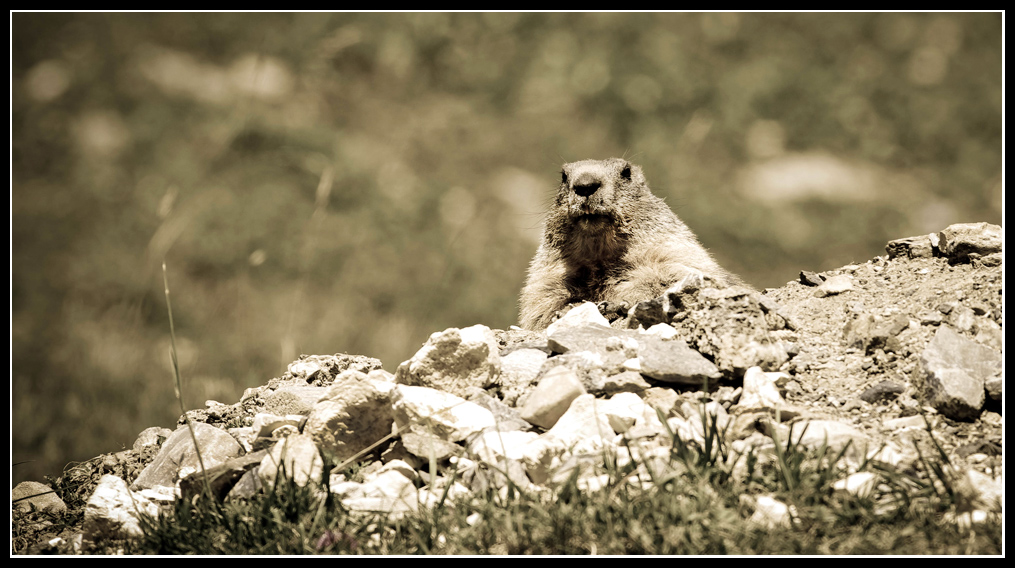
[{"left": 519, "top": 158, "right": 746, "bottom": 330}]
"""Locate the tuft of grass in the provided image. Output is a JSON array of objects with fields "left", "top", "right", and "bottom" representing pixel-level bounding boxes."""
[{"left": 120, "top": 400, "right": 1001, "bottom": 555}]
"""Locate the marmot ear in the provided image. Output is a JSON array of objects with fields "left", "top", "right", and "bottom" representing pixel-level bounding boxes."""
[{"left": 620, "top": 165, "right": 632, "bottom": 180}]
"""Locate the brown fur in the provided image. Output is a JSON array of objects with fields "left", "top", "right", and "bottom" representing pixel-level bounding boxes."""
[{"left": 519, "top": 158, "right": 746, "bottom": 330}]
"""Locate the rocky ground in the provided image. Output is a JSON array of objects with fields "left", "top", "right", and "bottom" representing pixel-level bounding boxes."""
[{"left": 12, "top": 222, "right": 1003, "bottom": 555}]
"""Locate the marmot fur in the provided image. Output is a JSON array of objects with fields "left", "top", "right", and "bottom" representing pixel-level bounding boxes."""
[{"left": 519, "top": 158, "right": 745, "bottom": 330}]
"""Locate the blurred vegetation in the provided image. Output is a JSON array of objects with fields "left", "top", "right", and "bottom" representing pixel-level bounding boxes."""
[{"left": 12, "top": 13, "right": 1001, "bottom": 484}]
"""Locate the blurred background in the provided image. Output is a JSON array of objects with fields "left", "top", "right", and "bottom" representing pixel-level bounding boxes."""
[{"left": 12, "top": 13, "right": 1002, "bottom": 484}]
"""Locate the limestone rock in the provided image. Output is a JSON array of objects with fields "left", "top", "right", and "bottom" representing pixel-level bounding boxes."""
[
  {"left": 984, "top": 371, "right": 1002, "bottom": 402},
  {"left": 832, "top": 472, "right": 879, "bottom": 498},
  {"left": 12, "top": 481, "right": 67, "bottom": 514},
  {"left": 520, "top": 394, "right": 617, "bottom": 484},
  {"left": 464, "top": 387, "right": 531, "bottom": 432},
  {"left": 84, "top": 475, "right": 160, "bottom": 541},
  {"left": 886, "top": 234, "right": 936, "bottom": 259},
  {"left": 399, "top": 431, "right": 462, "bottom": 461},
  {"left": 392, "top": 384, "right": 496, "bottom": 443},
  {"left": 132, "top": 422, "right": 244, "bottom": 491},
  {"left": 468, "top": 430, "right": 539, "bottom": 464},
  {"left": 251, "top": 413, "right": 304, "bottom": 438},
  {"left": 745, "top": 494, "right": 796, "bottom": 529},
  {"left": 395, "top": 324, "right": 501, "bottom": 397},
  {"left": 132, "top": 426, "right": 172, "bottom": 452},
  {"left": 859, "top": 380, "right": 906, "bottom": 404},
  {"left": 498, "top": 347, "right": 547, "bottom": 392},
  {"left": 814, "top": 275, "right": 853, "bottom": 297},
  {"left": 519, "top": 366, "right": 586, "bottom": 429},
  {"left": 600, "top": 392, "right": 663, "bottom": 435},
  {"left": 305, "top": 373, "right": 394, "bottom": 463},
  {"left": 738, "top": 366, "right": 787, "bottom": 410},
  {"left": 638, "top": 335, "right": 721, "bottom": 386},
  {"left": 178, "top": 450, "right": 267, "bottom": 501},
  {"left": 546, "top": 323, "right": 636, "bottom": 362},
  {"left": 937, "top": 222, "right": 1002, "bottom": 263},
  {"left": 546, "top": 302, "right": 611, "bottom": 335},
  {"left": 259, "top": 433, "right": 324, "bottom": 489},
  {"left": 601, "top": 370, "right": 653, "bottom": 394},
  {"left": 330, "top": 460, "right": 418, "bottom": 517},
  {"left": 920, "top": 325, "right": 1001, "bottom": 420}
]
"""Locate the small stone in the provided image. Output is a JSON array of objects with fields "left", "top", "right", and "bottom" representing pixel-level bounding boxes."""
[
  {"left": 132, "top": 426, "right": 173, "bottom": 452},
  {"left": 546, "top": 302, "right": 611, "bottom": 336},
  {"left": 833, "top": 472, "right": 878, "bottom": 498},
  {"left": 799, "top": 271, "right": 825, "bottom": 287},
  {"left": 259, "top": 433, "right": 324, "bottom": 489},
  {"left": 814, "top": 275, "right": 853, "bottom": 297},
  {"left": 84, "top": 475, "right": 160, "bottom": 540},
  {"left": 738, "top": 367, "right": 786, "bottom": 410},
  {"left": 631, "top": 297, "right": 668, "bottom": 328},
  {"left": 179, "top": 450, "right": 268, "bottom": 501},
  {"left": 519, "top": 366, "right": 586, "bottom": 429},
  {"left": 984, "top": 371, "right": 1002, "bottom": 402},
  {"left": 547, "top": 324, "right": 635, "bottom": 360},
  {"left": 601, "top": 370, "right": 652, "bottom": 394},
  {"left": 920, "top": 325, "right": 1001, "bottom": 420},
  {"left": 465, "top": 388, "right": 530, "bottom": 432},
  {"left": 394, "top": 324, "right": 501, "bottom": 398},
  {"left": 262, "top": 386, "right": 329, "bottom": 416},
  {"left": 499, "top": 348, "right": 547, "bottom": 389},
  {"left": 12, "top": 481, "right": 67, "bottom": 514},
  {"left": 637, "top": 336, "right": 722, "bottom": 386},
  {"left": 132, "top": 423, "right": 244, "bottom": 491},
  {"left": 937, "top": 222, "right": 1002, "bottom": 263},
  {"left": 305, "top": 374, "right": 394, "bottom": 463},
  {"left": 885, "top": 235, "right": 935, "bottom": 259},
  {"left": 746, "top": 494, "right": 796, "bottom": 529},
  {"left": 859, "top": 380, "right": 906, "bottom": 404},
  {"left": 392, "top": 384, "right": 497, "bottom": 443},
  {"left": 398, "top": 432, "right": 462, "bottom": 461}
]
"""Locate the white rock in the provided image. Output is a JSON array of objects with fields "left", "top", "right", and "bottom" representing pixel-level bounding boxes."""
[
  {"left": 545, "top": 302, "right": 610, "bottom": 336},
  {"left": 833, "top": 472, "right": 878, "bottom": 498},
  {"left": 814, "top": 274, "right": 853, "bottom": 297},
  {"left": 520, "top": 394, "right": 618, "bottom": 485},
  {"left": 499, "top": 348, "right": 547, "bottom": 386},
  {"left": 392, "top": 384, "right": 497, "bottom": 442},
  {"left": 305, "top": 375, "right": 394, "bottom": 463},
  {"left": 84, "top": 475, "right": 160, "bottom": 541},
  {"left": 251, "top": 413, "right": 303, "bottom": 438},
  {"left": 601, "top": 392, "right": 664, "bottom": 434},
  {"left": 543, "top": 394, "right": 617, "bottom": 448},
  {"left": 394, "top": 324, "right": 501, "bottom": 397},
  {"left": 469, "top": 430, "right": 540, "bottom": 464},
  {"left": 640, "top": 323, "right": 678, "bottom": 339},
  {"left": 622, "top": 358, "right": 642, "bottom": 372},
  {"left": 747, "top": 494, "right": 796, "bottom": 529},
  {"left": 519, "top": 366, "right": 586, "bottom": 429},
  {"left": 259, "top": 433, "right": 324, "bottom": 489},
  {"left": 739, "top": 366, "right": 787, "bottom": 409}
]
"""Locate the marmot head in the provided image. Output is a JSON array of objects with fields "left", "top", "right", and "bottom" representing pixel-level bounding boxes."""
[
  {"left": 546, "top": 158, "right": 650, "bottom": 262},
  {"left": 555, "top": 158, "right": 648, "bottom": 226}
]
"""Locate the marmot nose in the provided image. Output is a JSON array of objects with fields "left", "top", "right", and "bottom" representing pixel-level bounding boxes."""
[{"left": 572, "top": 173, "right": 601, "bottom": 197}]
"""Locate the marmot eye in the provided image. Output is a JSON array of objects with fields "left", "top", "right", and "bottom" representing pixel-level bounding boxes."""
[
  {"left": 620, "top": 166, "right": 631, "bottom": 180},
  {"left": 561, "top": 171, "right": 568, "bottom": 185}
]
